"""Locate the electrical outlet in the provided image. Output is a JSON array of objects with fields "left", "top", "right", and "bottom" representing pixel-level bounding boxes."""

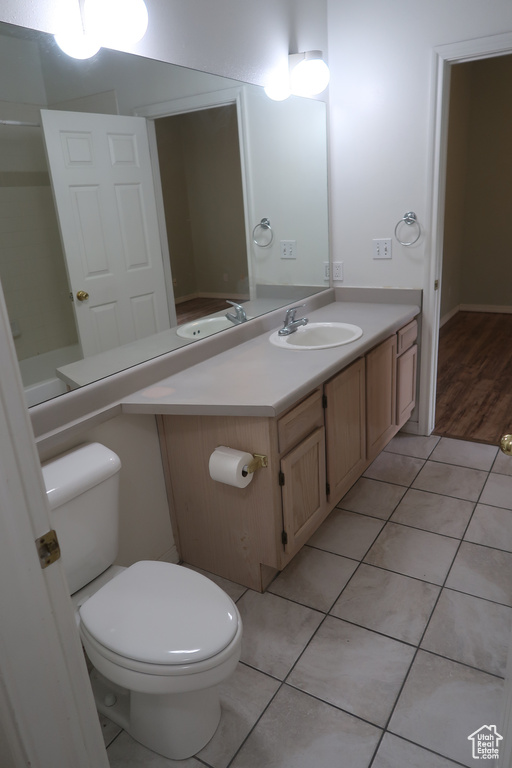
[
  {"left": 332, "top": 261, "right": 343, "bottom": 281},
  {"left": 280, "top": 240, "right": 296, "bottom": 259},
  {"left": 373, "top": 238, "right": 392, "bottom": 259},
  {"left": 323, "top": 262, "right": 330, "bottom": 280}
]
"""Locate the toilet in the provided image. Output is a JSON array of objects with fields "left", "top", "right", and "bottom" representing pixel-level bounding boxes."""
[{"left": 42, "top": 442, "right": 242, "bottom": 761}]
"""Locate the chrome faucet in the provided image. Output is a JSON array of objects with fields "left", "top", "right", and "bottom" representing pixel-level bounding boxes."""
[
  {"left": 225, "top": 301, "right": 248, "bottom": 325},
  {"left": 278, "top": 305, "right": 309, "bottom": 336}
]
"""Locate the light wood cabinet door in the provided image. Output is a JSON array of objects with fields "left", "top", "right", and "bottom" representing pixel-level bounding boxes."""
[
  {"left": 280, "top": 426, "right": 327, "bottom": 567},
  {"left": 324, "top": 358, "right": 366, "bottom": 507},
  {"left": 397, "top": 344, "right": 418, "bottom": 428},
  {"left": 366, "top": 335, "right": 398, "bottom": 461},
  {"left": 160, "top": 413, "right": 281, "bottom": 591}
]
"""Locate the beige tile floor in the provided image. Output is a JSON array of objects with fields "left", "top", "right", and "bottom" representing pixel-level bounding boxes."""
[{"left": 104, "top": 434, "right": 512, "bottom": 767}]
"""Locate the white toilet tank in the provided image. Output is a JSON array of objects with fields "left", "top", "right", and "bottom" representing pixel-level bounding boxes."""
[{"left": 42, "top": 442, "right": 122, "bottom": 594}]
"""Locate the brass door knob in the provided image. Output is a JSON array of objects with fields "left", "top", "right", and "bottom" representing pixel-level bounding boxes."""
[
  {"left": 76, "top": 290, "right": 89, "bottom": 302},
  {"left": 500, "top": 434, "right": 512, "bottom": 456}
]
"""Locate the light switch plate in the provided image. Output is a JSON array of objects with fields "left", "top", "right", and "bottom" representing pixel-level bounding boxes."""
[{"left": 373, "top": 238, "right": 392, "bottom": 259}]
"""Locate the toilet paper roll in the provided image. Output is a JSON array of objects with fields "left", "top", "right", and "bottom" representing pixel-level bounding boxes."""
[{"left": 209, "top": 446, "right": 254, "bottom": 488}]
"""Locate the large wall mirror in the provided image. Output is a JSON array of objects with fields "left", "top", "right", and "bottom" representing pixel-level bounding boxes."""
[{"left": 0, "top": 21, "right": 329, "bottom": 408}]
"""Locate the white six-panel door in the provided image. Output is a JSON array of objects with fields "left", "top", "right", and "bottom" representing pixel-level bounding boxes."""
[{"left": 41, "top": 109, "right": 170, "bottom": 357}]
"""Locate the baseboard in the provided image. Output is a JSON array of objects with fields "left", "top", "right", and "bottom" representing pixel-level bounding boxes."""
[
  {"left": 440, "top": 305, "right": 460, "bottom": 327},
  {"left": 440, "top": 303, "right": 512, "bottom": 327},
  {"left": 459, "top": 303, "right": 512, "bottom": 314},
  {"left": 175, "top": 292, "right": 249, "bottom": 304},
  {"left": 399, "top": 420, "right": 421, "bottom": 436},
  {"left": 158, "top": 545, "right": 180, "bottom": 564}
]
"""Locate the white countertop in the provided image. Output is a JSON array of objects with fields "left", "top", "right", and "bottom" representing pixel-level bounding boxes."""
[
  {"left": 55, "top": 297, "right": 288, "bottom": 389},
  {"left": 121, "top": 300, "right": 419, "bottom": 418}
]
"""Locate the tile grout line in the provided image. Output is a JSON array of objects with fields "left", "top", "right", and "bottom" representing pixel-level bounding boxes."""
[{"left": 367, "top": 453, "right": 500, "bottom": 767}]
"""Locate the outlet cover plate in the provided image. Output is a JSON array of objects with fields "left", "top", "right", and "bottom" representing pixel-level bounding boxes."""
[{"left": 332, "top": 261, "right": 343, "bottom": 281}]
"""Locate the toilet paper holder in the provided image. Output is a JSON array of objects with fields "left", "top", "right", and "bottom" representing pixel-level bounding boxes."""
[{"left": 242, "top": 453, "right": 268, "bottom": 477}]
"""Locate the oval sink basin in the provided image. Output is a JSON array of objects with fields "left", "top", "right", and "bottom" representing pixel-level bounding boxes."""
[
  {"left": 269, "top": 322, "right": 363, "bottom": 350},
  {"left": 176, "top": 316, "right": 237, "bottom": 339}
]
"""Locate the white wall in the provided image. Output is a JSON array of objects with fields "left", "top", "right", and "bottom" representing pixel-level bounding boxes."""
[{"left": 326, "top": 0, "right": 512, "bottom": 291}]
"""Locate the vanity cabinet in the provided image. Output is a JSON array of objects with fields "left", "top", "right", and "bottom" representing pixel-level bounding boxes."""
[
  {"left": 324, "top": 358, "right": 366, "bottom": 508},
  {"left": 159, "top": 318, "right": 418, "bottom": 591},
  {"left": 159, "top": 388, "right": 327, "bottom": 591},
  {"left": 396, "top": 320, "right": 418, "bottom": 428},
  {"left": 365, "top": 321, "right": 418, "bottom": 460},
  {"left": 277, "top": 390, "right": 328, "bottom": 568},
  {"left": 366, "top": 335, "right": 398, "bottom": 462}
]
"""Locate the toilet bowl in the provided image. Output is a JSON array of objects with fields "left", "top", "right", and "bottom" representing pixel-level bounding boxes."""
[
  {"left": 78, "top": 561, "right": 242, "bottom": 760},
  {"left": 42, "top": 443, "right": 242, "bottom": 761}
]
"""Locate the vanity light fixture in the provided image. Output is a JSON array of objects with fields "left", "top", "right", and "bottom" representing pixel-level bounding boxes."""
[
  {"left": 265, "top": 51, "right": 330, "bottom": 101},
  {"left": 289, "top": 51, "right": 330, "bottom": 97},
  {"left": 83, "top": 0, "right": 149, "bottom": 48},
  {"left": 55, "top": 0, "right": 148, "bottom": 59}
]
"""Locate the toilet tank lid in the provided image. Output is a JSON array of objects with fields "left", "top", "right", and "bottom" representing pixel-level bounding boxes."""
[{"left": 42, "top": 442, "right": 121, "bottom": 510}]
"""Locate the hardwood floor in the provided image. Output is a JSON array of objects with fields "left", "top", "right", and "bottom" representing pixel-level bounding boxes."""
[
  {"left": 434, "top": 311, "right": 512, "bottom": 445},
  {"left": 175, "top": 297, "right": 241, "bottom": 324}
]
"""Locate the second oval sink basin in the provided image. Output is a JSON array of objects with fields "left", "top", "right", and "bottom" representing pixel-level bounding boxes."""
[
  {"left": 269, "top": 322, "right": 363, "bottom": 350},
  {"left": 176, "top": 316, "right": 237, "bottom": 339}
]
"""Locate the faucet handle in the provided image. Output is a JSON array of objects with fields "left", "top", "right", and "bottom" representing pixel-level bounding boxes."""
[
  {"left": 225, "top": 300, "right": 247, "bottom": 322},
  {"left": 284, "top": 304, "right": 306, "bottom": 322}
]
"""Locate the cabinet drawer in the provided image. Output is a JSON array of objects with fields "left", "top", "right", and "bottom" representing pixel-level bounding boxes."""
[
  {"left": 277, "top": 389, "right": 324, "bottom": 454},
  {"left": 397, "top": 320, "right": 418, "bottom": 355}
]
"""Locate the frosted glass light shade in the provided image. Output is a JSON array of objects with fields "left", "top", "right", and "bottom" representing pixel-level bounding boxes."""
[
  {"left": 264, "top": 76, "right": 291, "bottom": 101},
  {"left": 84, "top": 0, "right": 149, "bottom": 47},
  {"left": 289, "top": 51, "right": 330, "bottom": 97},
  {"left": 54, "top": 30, "right": 101, "bottom": 59}
]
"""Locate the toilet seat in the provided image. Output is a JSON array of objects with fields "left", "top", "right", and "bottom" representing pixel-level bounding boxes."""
[{"left": 79, "top": 561, "right": 239, "bottom": 666}]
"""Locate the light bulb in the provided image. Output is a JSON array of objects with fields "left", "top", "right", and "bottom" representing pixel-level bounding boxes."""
[
  {"left": 54, "top": 0, "right": 101, "bottom": 59},
  {"left": 264, "top": 79, "right": 291, "bottom": 102},
  {"left": 84, "top": 0, "right": 148, "bottom": 48},
  {"left": 54, "top": 30, "right": 101, "bottom": 59},
  {"left": 264, "top": 63, "right": 291, "bottom": 101},
  {"left": 289, "top": 52, "right": 330, "bottom": 97}
]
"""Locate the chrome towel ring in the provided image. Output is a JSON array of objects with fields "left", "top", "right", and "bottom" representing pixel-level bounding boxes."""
[
  {"left": 394, "top": 211, "right": 421, "bottom": 246},
  {"left": 252, "top": 218, "right": 274, "bottom": 247}
]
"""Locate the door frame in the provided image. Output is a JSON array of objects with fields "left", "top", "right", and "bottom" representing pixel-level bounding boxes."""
[
  {"left": 135, "top": 87, "right": 256, "bottom": 301},
  {"left": 420, "top": 32, "right": 512, "bottom": 437},
  {"left": 424, "top": 33, "right": 512, "bottom": 766},
  {"left": 0, "top": 279, "right": 109, "bottom": 766}
]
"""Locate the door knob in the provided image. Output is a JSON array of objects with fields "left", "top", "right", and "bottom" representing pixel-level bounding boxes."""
[
  {"left": 500, "top": 434, "right": 512, "bottom": 456},
  {"left": 76, "top": 290, "right": 89, "bottom": 302}
]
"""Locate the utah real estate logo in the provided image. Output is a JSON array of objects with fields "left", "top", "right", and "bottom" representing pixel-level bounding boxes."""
[{"left": 468, "top": 725, "right": 503, "bottom": 760}]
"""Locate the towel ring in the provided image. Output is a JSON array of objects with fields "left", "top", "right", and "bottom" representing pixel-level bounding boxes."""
[
  {"left": 252, "top": 218, "right": 274, "bottom": 247},
  {"left": 394, "top": 211, "right": 421, "bottom": 246}
]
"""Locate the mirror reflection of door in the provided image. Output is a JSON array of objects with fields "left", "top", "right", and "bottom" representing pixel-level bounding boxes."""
[
  {"left": 436, "top": 54, "right": 512, "bottom": 445},
  {"left": 154, "top": 104, "right": 249, "bottom": 325},
  {"left": 41, "top": 109, "right": 171, "bottom": 358}
]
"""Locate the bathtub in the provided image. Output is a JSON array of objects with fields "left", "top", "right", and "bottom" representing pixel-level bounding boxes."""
[{"left": 18, "top": 344, "right": 82, "bottom": 407}]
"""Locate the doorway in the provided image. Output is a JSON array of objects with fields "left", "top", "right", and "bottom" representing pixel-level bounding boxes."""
[
  {"left": 153, "top": 104, "right": 249, "bottom": 325},
  {"left": 433, "top": 53, "right": 512, "bottom": 445}
]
